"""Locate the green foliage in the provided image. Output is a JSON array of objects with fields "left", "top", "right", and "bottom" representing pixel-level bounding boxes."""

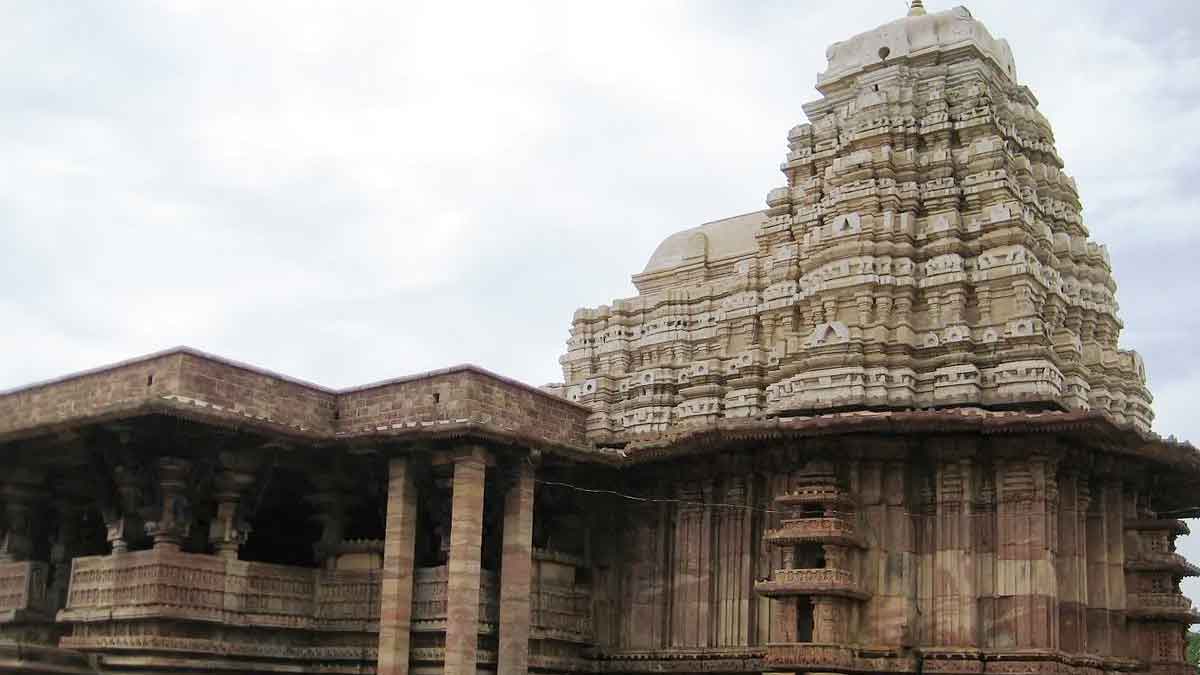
[{"left": 1188, "top": 632, "right": 1200, "bottom": 670}]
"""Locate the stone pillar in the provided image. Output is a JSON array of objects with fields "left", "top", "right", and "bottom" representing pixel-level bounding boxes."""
[
  {"left": 209, "top": 465, "right": 256, "bottom": 560},
  {"left": 309, "top": 487, "right": 346, "bottom": 570},
  {"left": 49, "top": 501, "right": 82, "bottom": 609},
  {"left": 1084, "top": 479, "right": 1111, "bottom": 653},
  {"left": 105, "top": 464, "right": 144, "bottom": 554},
  {"left": 378, "top": 456, "right": 420, "bottom": 675},
  {"left": 1102, "top": 480, "right": 1127, "bottom": 654},
  {"left": 444, "top": 449, "right": 488, "bottom": 675},
  {"left": 498, "top": 458, "right": 536, "bottom": 675},
  {"left": 144, "top": 457, "right": 193, "bottom": 552},
  {"left": 0, "top": 482, "right": 44, "bottom": 563}
]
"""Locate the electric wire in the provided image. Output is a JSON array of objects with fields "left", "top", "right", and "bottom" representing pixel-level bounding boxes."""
[
  {"left": 533, "top": 478, "right": 1200, "bottom": 522},
  {"left": 534, "top": 478, "right": 786, "bottom": 515}
]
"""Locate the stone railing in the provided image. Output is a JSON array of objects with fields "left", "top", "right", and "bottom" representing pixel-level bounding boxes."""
[
  {"left": 765, "top": 643, "right": 916, "bottom": 672},
  {"left": 755, "top": 568, "right": 869, "bottom": 599},
  {"left": 1127, "top": 592, "right": 1200, "bottom": 621},
  {"left": 766, "top": 517, "right": 864, "bottom": 548},
  {"left": 58, "top": 551, "right": 593, "bottom": 655},
  {"left": 591, "top": 647, "right": 765, "bottom": 673},
  {"left": 58, "top": 550, "right": 378, "bottom": 631},
  {"left": 1126, "top": 553, "right": 1200, "bottom": 576},
  {"left": 0, "top": 561, "right": 52, "bottom": 623},
  {"left": 533, "top": 584, "right": 592, "bottom": 641},
  {"left": 774, "top": 486, "right": 855, "bottom": 508},
  {"left": 765, "top": 642, "right": 857, "bottom": 670},
  {"left": 411, "top": 565, "right": 499, "bottom": 631}
]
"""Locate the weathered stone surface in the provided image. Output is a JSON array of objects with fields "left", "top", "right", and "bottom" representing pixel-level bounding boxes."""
[
  {"left": 443, "top": 451, "right": 486, "bottom": 675},
  {"left": 378, "top": 456, "right": 419, "bottom": 675},
  {"left": 560, "top": 3, "right": 1153, "bottom": 438},
  {"left": 0, "top": 348, "right": 590, "bottom": 451},
  {"left": 498, "top": 460, "right": 535, "bottom": 675},
  {"left": 0, "top": 4, "right": 1195, "bottom": 675}
]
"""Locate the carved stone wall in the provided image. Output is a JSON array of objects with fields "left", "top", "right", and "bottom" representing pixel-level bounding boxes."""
[{"left": 585, "top": 436, "right": 1197, "bottom": 675}]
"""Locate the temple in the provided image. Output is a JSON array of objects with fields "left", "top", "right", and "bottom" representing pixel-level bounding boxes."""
[{"left": 1, "top": 3, "right": 1198, "bottom": 675}]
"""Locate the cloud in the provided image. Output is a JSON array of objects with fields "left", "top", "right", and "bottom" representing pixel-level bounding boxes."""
[{"left": 2, "top": 0, "right": 1199, "bottom": 601}]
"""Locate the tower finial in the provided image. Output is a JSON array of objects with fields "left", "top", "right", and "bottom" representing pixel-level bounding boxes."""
[{"left": 908, "top": 0, "right": 927, "bottom": 16}]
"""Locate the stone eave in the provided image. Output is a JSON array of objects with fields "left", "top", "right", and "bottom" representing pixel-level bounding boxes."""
[
  {"left": 0, "top": 394, "right": 602, "bottom": 464},
  {"left": 598, "top": 409, "right": 1200, "bottom": 480},
  {"left": 0, "top": 347, "right": 593, "bottom": 457}
]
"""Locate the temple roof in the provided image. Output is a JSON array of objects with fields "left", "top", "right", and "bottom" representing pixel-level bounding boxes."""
[
  {"left": 818, "top": 4, "right": 1017, "bottom": 89},
  {"left": 0, "top": 346, "right": 593, "bottom": 454},
  {"left": 641, "top": 210, "right": 764, "bottom": 276}
]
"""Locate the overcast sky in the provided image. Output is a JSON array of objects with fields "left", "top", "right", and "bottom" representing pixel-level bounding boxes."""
[{"left": 2, "top": 1, "right": 1198, "bottom": 600}]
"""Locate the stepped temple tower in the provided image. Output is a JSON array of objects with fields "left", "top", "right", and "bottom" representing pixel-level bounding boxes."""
[{"left": 0, "top": 4, "right": 1196, "bottom": 675}]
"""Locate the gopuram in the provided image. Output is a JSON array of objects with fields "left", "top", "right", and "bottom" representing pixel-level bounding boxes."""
[{"left": 0, "top": 3, "right": 1197, "bottom": 675}]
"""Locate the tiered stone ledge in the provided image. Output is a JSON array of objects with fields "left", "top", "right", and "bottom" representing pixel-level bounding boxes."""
[
  {"left": 765, "top": 642, "right": 915, "bottom": 673},
  {"left": 1126, "top": 592, "right": 1200, "bottom": 622},
  {"left": 58, "top": 549, "right": 380, "bottom": 631},
  {"left": 755, "top": 568, "right": 869, "bottom": 599},
  {"left": 588, "top": 647, "right": 766, "bottom": 673},
  {"left": 1124, "top": 519, "right": 1191, "bottom": 536},
  {"left": 0, "top": 561, "right": 53, "bottom": 624},
  {"left": 774, "top": 484, "right": 858, "bottom": 509},
  {"left": 1125, "top": 552, "right": 1200, "bottom": 576},
  {"left": 0, "top": 642, "right": 95, "bottom": 675},
  {"left": 917, "top": 650, "right": 1144, "bottom": 675},
  {"left": 765, "top": 516, "right": 865, "bottom": 548}
]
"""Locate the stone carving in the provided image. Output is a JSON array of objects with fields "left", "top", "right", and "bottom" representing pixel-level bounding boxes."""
[
  {"left": 0, "top": 4, "right": 1193, "bottom": 675},
  {"left": 561, "top": 2, "right": 1152, "bottom": 437}
]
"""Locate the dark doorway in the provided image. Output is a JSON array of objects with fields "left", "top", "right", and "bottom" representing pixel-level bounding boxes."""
[{"left": 797, "top": 595, "right": 815, "bottom": 643}]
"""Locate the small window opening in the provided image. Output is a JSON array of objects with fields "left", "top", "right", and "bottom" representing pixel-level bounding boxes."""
[
  {"left": 795, "top": 542, "right": 827, "bottom": 569},
  {"left": 433, "top": 392, "right": 440, "bottom": 404},
  {"left": 146, "top": 374, "right": 154, "bottom": 386},
  {"left": 797, "top": 596, "right": 815, "bottom": 642},
  {"left": 801, "top": 504, "right": 824, "bottom": 518}
]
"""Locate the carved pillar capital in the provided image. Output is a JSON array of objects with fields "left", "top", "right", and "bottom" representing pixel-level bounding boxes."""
[
  {"left": 144, "top": 457, "right": 193, "bottom": 552},
  {"left": 104, "top": 462, "right": 145, "bottom": 554},
  {"left": 307, "top": 488, "right": 346, "bottom": 568},
  {"left": 209, "top": 468, "right": 257, "bottom": 560},
  {"left": 0, "top": 483, "right": 45, "bottom": 563}
]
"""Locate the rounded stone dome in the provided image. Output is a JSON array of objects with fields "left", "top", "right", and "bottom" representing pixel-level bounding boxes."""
[{"left": 641, "top": 211, "right": 764, "bottom": 275}]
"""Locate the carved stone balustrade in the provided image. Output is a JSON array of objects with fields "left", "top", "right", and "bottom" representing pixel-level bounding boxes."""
[
  {"left": 411, "top": 565, "right": 499, "bottom": 633},
  {"left": 765, "top": 643, "right": 915, "bottom": 673},
  {"left": 57, "top": 550, "right": 384, "bottom": 631},
  {"left": 755, "top": 568, "right": 869, "bottom": 600},
  {"left": 774, "top": 485, "right": 857, "bottom": 510},
  {"left": 765, "top": 642, "right": 856, "bottom": 671},
  {"left": 765, "top": 516, "right": 865, "bottom": 548},
  {"left": 1125, "top": 552, "right": 1200, "bottom": 576},
  {"left": 0, "top": 561, "right": 52, "bottom": 624},
  {"left": 1145, "top": 665, "right": 1197, "bottom": 675},
  {"left": 55, "top": 550, "right": 381, "bottom": 673},
  {"left": 54, "top": 550, "right": 594, "bottom": 673},
  {"left": 1127, "top": 593, "right": 1200, "bottom": 622},
  {"left": 531, "top": 548, "right": 593, "bottom": 643}
]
